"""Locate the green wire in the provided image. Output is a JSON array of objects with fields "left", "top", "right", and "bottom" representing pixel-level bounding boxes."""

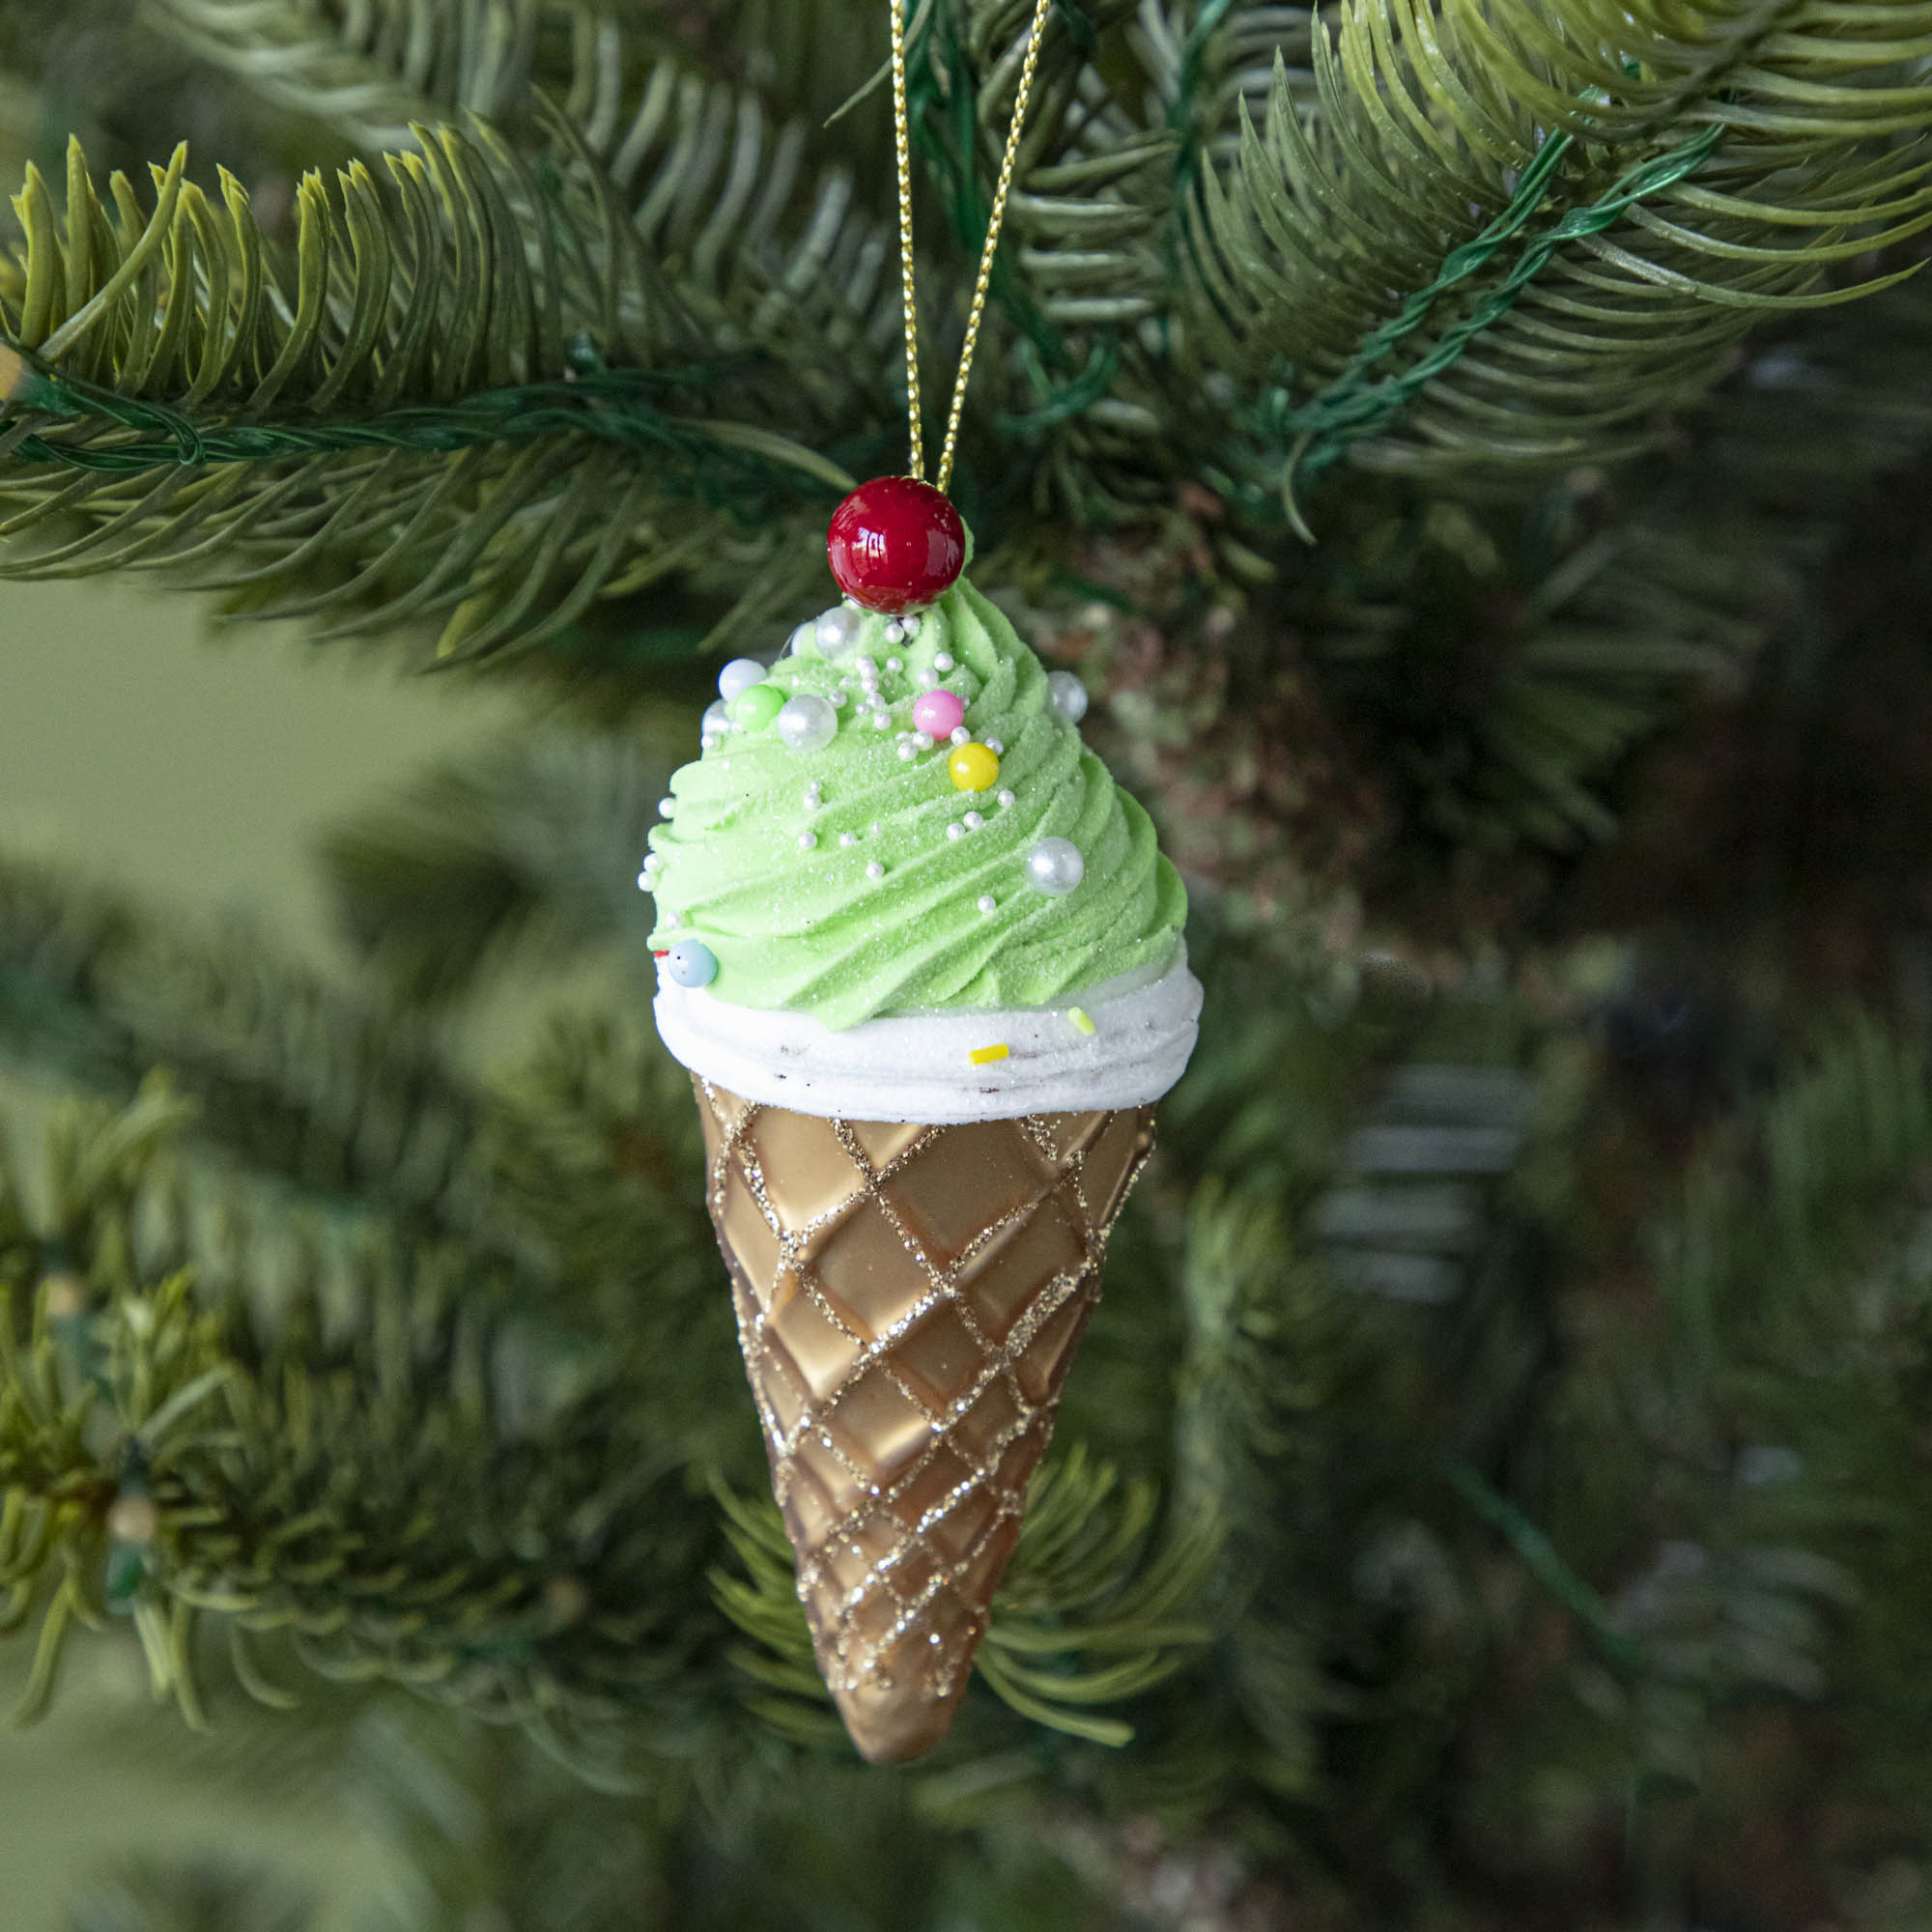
[
  {"left": 1252, "top": 121, "right": 1725, "bottom": 526},
  {"left": 0, "top": 360, "right": 846, "bottom": 516},
  {"left": 1448, "top": 1462, "right": 1644, "bottom": 1676}
]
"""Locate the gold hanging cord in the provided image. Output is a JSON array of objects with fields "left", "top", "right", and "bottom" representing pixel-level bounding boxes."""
[{"left": 890, "top": 0, "right": 1056, "bottom": 494}]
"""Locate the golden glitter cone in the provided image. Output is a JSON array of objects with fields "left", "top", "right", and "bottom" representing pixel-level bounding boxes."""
[{"left": 692, "top": 1076, "right": 1156, "bottom": 1764}]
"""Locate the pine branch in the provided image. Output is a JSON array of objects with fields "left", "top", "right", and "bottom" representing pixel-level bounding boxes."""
[
  {"left": 1083, "top": 273, "right": 1932, "bottom": 899},
  {"left": 917, "top": 0, "right": 1171, "bottom": 331},
  {"left": 139, "top": 0, "right": 895, "bottom": 161},
  {"left": 1515, "top": 1016, "right": 1932, "bottom": 1813},
  {"left": 1187, "top": 0, "right": 1932, "bottom": 492},
  {"left": 138, "top": 0, "right": 605, "bottom": 152},
  {"left": 0, "top": 114, "right": 887, "bottom": 658},
  {"left": 896, "top": 0, "right": 1193, "bottom": 513},
  {"left": 480, "top": 1008, "right": 752, "bottom": 1463},
  {"left": 0, "top": 852, "right": 746, "bottom": 1459},
  {"left": 65, "top": 1856, "right": 316, "bottom": 1932},
  {"left": 341, "top": 1696, "right": 1109, "bottom": 1931},
  {"left": 348, "top": 1711, "right": 668, "bottom": 1930},
  {"left": 0, "top": 858, "right": 509, "bottom": 1256},
  {"left": 0, "top": 1083, "right": 739, "bottom": 1775},
  {"left": 1659, "top": 1015, "right": 1932, "bottom": 1366},
  {"left": 713, "top": 1444, "right": 1215, "bottom": 1748},
  {"left": 319, "top": 724, "right": 673, "bottom": 1009},
  {"left": 138, "top": 0, "right": 915, "bottom": 427},
  {"left": 1407, "top": 273, "right": 1932, "bottom": 853}
]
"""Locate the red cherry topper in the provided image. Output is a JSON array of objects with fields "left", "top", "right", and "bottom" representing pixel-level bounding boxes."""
[{"left": 827, "top": 475, "right": 965, "bottom": 614}]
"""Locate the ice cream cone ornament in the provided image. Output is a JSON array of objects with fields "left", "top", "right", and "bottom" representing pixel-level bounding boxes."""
[
  {"left": 642, "top": 506, "right": 1202, "bottom": 1760},
  {"left": 639, "top": 0, "right": 1201, "bottom": 1763}
]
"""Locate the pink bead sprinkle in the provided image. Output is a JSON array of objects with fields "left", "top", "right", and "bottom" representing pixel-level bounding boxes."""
[{"left": 911, "top": 689, "right": 966, "bottom": 738}]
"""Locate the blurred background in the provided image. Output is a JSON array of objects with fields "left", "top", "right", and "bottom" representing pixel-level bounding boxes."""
[{"left": 0, "top": 586, "right": 487, "bottom": 1924}]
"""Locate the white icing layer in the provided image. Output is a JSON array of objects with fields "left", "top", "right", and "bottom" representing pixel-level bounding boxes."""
[{"left": 654, "top": 946, "right": 1202, "bottom": 1123}]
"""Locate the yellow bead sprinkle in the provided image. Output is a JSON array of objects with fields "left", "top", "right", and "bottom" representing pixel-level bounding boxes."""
[
  {"left": 1067, "top": 1008, "right": 1095, "bottom": 1035},
  {"left": 968, "top": 1042, "right": 1009, "bottom": 1065},
  {"left": 948, "top": 743, "right": 1001, "bottom": 792}
]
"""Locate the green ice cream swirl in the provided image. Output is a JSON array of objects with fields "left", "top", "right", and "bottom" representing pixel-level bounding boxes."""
[{"left": 643, "top": 578, "right": 1187, "bottom": 1031}]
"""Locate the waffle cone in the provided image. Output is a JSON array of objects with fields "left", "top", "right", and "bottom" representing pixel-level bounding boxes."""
[{"left": 693, "top": 1075, "right": 1156, "bottom": 1763}]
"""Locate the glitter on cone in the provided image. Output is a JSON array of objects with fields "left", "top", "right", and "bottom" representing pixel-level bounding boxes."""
[{"left": 692, "top": 1076, "right": 1155, "bottom": 1763}]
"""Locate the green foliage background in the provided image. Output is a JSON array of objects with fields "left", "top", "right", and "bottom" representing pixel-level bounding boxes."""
[{"left": 1, "top": 0, "right": 1931, "bottom": 1925}]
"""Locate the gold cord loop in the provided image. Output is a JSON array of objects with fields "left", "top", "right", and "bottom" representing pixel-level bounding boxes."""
[
  {"left": 889, "top": 0, "right": 923, "bottom": 480},
  {"left": 889, "top": 0, "right": 1055, "bottom": 497},
  {"left": 937, "top": 0, "right": 1053, "bottom": 494}
]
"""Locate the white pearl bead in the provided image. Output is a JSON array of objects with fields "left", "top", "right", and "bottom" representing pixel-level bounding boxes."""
[
  {"left": 866, "top": 861, "right": 885, "bottom": 881},
  {"left": 886, "top": 657, "right": 902, "bottom": 673},
  {"left": 950, "top": 726, "right": 970, "bottom": 747},
  {"left": 947, "top": 823, "right": 964, "bottom": 841},
  {"left": 797, "top": 832, "right": 817, "bottom": 851},
  {"left": 855, "top": 655, "right": 876, "bottom": 676},
  {"left": 977, "top": 895, "right": 997, "bottom": 914},
  {"left": 719, "top": 658, "right": 766, "bottom": 702},
  {"left": 1025, "top": 837, "right": 1085, "bottom": 895},
  {"left": 776, "top": 693, "right": 838, "bottom": 753},
  {"left": 701, "top": 700, "right": 731, "bottom": 734},
  {"left": 829, "top": 689, "right": 847, "bottom": 707},
  {"left": 896, "top": 742, "right": 917, "bottom": 761},
  {"left": 963, "top": 811, "right": 983, "bottom": 830},
  {"left": 913, "top": 731, "right": 934, "bottom": 751},
  {"left": 636, "top": 868, "right": 653, "bottom": 891},
  {"left": 916, "top": 668, "right": 936, "bottom": 689},
  {"left": 1047, "top": 670, "right": 1089, "bottom": 724},
  {"left": 984, "top": 738, "right": 1003, "bottom": 754},
  {"left": 903, "top": 614, "right": 921, "bottom": 636},
  {"left": 658, "top": 795, "right": 676, "bottom": 815},
  {"left": 997, "top": 788, "right": 1015, "bottom": 808},
  {"left": 871, "top": 710, "right": 893, "bottom": 729},
  {"left": 787, "top": 621, "right": 815, "bottom": 656},
  {"left": 884, "top": 622, "right": 904, "bottom": 644},
  {"left": 839, "top": 831, "right": 857, "bottom": 846},
  {"left": 934, "top": 652, "right": 953, "bottom": 671},
  {"left": 816, "top": 607, "right": 862, "bottom": 657}
]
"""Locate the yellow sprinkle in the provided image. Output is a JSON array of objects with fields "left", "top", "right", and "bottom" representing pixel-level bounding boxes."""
[
  {"left": 968, "top": 1042, "right": 1009, "bottom": 1065},
  {"left": 1067, "top": 1008, "right": 1095, "bottom": 1035},
  {"left": 948, "top": 743, "right": 1001, "bottom": 792}
]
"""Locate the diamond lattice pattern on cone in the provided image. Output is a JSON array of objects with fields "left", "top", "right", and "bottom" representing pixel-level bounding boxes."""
[{"left": 694, "top": 1077, "right": 1155, "bottom": 1763}]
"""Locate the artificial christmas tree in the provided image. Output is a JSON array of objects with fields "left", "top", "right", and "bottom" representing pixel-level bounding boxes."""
[{"left": 2, "top": 0, "right": 1932, "bottom": 1924}]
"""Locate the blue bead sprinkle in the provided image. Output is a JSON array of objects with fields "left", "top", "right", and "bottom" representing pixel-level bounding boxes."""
[{"left": 665, "top": 940, "right": 718, "bottom": 988}]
